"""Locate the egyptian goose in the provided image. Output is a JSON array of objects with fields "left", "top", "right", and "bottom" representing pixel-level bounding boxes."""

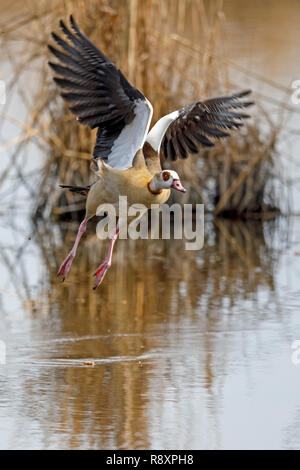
[{"left": 48, "top": 17, "right": 253, "bottom": 289}]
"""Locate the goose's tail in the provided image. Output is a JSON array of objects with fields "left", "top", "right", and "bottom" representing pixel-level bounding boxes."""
[{"left": 59, "top": 184, "right": 91, "bottom": 197}]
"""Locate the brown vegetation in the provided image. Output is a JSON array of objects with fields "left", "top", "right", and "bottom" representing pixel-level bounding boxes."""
[{"left": 0, "top": 0, "right": 292, "bottom": 219}]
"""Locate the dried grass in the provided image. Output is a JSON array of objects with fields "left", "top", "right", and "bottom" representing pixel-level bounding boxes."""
[{"left": 0, "top": 0, "right": 292, "bottom": 219}]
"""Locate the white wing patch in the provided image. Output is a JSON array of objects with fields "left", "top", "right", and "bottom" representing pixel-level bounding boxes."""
[
  {"left": 107, "top": 98, "right": 153, "bottom": 170},
  {"left": 146, "top": 110, "right": 179, "bottom": 152}
]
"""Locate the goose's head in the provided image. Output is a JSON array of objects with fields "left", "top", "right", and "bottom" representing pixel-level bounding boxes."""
[{"left": 149, "top": 170, "right": 186, "bottom": 194}]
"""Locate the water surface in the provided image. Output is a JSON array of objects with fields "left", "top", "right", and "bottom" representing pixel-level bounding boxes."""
[{"left": 0, "top": 214, "right": 300, "bottom": 449}]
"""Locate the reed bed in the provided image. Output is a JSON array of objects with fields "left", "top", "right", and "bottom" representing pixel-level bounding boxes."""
[{"left": 0, "top": 0, "right": 292, "bottom": 219}]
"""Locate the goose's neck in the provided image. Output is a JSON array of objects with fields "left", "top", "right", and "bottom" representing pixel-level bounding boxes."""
[{"left": 147, "top": 177, "right": 162, "bottom": 195}]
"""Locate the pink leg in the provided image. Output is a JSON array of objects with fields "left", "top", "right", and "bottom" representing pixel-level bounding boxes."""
[
  {"left": 57, "top": 218, "right": 87, "bottom": 281},
  {"left": 93, "top": 225, "right": 119, "bottom": 290}
]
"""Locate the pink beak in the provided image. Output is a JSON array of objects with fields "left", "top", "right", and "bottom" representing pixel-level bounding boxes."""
[{"left": 171, "top": 179, "right": 186, "bottom": 193}]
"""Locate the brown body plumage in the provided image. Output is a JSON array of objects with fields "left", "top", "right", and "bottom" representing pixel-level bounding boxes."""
[{"left": 85, "top": 149, "right": 170, "bottom": 219}]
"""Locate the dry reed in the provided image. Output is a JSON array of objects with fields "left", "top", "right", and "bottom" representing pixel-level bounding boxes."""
[{"left": 0, "top": 0, "right": 292, "bottom": 219}]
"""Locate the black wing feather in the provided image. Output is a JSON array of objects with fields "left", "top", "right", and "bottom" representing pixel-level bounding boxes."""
[
  {"left": 161, "top": 90, "right": 254, "bottom": 160},
  {"left": 48, "top": 16, "right": 146, "bottom": 161}
]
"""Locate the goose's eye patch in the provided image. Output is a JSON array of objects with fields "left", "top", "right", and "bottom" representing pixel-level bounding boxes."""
[{"left": 163, "top": 172, "right": 170, "bottom": 181}]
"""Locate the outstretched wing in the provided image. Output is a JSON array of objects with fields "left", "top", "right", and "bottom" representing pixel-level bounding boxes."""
[
  {"left": 48, "top": 16, "right": 153, "bottom": 170},
  {"left": 145, "top": 90, "right": 253, "bottom": 161}
]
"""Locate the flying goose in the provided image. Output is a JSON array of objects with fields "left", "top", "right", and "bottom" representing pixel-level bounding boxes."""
[{"left": 48, "top": 17, "right": 253, "bottom": 289}]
